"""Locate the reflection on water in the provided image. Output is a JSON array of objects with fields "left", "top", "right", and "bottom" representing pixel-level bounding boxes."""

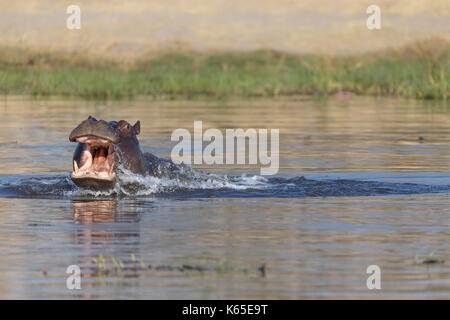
[
  {"left": 0, "top": 96, "right": 448, "bottom": 299},
  {"left": 73, "top": 200, "right": 117, "bottom": 224},
  {"left": 71, "top": 200, "right": 143, "bottom": 298}
]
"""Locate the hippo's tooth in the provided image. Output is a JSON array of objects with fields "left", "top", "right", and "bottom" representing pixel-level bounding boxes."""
[
  {"left": 74, "top": 160, "right": 79, "bottom": 174},
  {"left": 109, "top": 163, "right": 115, "bottom": 176}
]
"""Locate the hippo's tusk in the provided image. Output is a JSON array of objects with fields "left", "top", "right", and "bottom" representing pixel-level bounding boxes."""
[
  {"left": 109, "top": 163, "right": 115, "bottom": 176},
  {"left": 74, "top": 160, "right": 79, "bottom": 174}
]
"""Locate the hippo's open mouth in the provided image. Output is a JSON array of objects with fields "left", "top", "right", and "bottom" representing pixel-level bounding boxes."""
[
  {"left": 69, "top": 116, "right": 121, "bottom": 189},
  {"left": 71, "top": 135, "right": 116, "bottom": 182}
]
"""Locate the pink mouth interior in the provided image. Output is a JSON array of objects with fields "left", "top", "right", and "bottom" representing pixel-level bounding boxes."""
[{"left": 72, "top": 136, "right": 116, "bottom": 179}]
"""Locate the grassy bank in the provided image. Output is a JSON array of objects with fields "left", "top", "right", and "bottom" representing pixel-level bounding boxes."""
[{"left": 0, "top": 39, "right": 448, "bottom": 100}]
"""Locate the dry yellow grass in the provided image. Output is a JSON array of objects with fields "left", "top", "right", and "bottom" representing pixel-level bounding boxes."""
[
  {"left": 3, "top": 0, "right": 450, "bottom": 16},
  {"left": 0, "top": 0, "right": 449, "bottom": 60}
]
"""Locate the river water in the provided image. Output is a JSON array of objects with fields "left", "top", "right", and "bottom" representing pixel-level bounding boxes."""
[{"left": 0, "top": 96, "right": 448, "bottom": 299}]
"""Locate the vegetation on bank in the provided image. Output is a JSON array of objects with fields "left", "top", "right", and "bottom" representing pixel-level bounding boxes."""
[{"left": 0, "top": 38, "right": 448, "bottom": 100}]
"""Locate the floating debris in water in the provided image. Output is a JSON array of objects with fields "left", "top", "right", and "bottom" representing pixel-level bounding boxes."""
[
  {"left": 90, "top": 254, "right": 261, "bottom": 278},
  {"left": 414, "top": 251, "right": 445, "bottom": 265},
  {"left": 258, "top": 264, "right": 266, "bottom": 277},
  {"left": 421, "top": 258, "right": 444, "bottom": 265}
]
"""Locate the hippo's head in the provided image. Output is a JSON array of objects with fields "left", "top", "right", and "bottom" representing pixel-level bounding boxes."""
[{"left": 69, "top": 116, "right": 146, "bottom": 190}]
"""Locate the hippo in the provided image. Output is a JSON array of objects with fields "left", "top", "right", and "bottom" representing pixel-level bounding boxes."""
[{"left": 69, "top": 116, "right": 152, "bottom": 190}]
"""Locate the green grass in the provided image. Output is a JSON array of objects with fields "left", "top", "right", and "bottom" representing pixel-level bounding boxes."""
[{"left": 0, "top": 38, "right": 448, "bottom": 100}]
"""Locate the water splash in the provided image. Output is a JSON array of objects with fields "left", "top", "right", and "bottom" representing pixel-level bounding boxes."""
[{"left": 0, "top": 155, "right": 448, "bottom": 199}]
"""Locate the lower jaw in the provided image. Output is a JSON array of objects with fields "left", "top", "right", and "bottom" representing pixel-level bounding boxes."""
[{"left": 71, "top": 172, "right": 116, "bottom": 190}]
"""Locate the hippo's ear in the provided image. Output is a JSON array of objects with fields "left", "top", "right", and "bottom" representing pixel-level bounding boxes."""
[{"left": 133, "top": 121, "right": 141, "bottom": 135}]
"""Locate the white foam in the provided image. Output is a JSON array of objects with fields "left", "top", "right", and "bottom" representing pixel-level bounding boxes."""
[{"left": 67, "top": 163, "right": 270, "bottom": 197}]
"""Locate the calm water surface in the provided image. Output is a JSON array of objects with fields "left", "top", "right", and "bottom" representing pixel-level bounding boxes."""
[{"left": 0, "top": 96, "right": 448, "bottom": 299}]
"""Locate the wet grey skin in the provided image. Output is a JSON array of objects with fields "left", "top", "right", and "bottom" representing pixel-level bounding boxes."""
[
  {"left": 69, "top": 116, "right": 120, "bottom": 144},
  {"left": 69, "top": 116, "right": 149, "bottom": 190}
]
